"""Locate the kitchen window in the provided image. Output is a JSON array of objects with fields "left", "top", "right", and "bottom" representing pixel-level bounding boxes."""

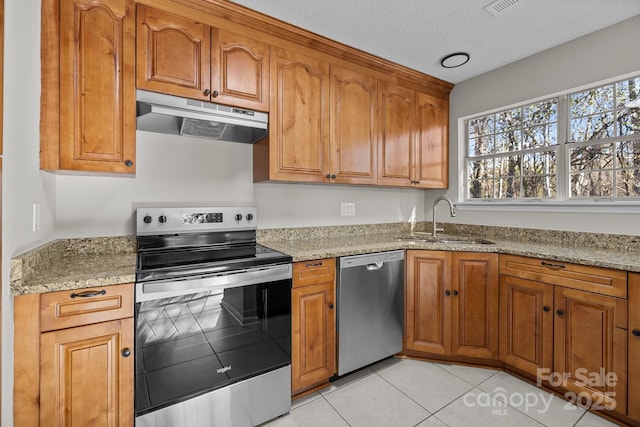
[{"left": 464, "top": 74, "right": 640, "bottom": 203}]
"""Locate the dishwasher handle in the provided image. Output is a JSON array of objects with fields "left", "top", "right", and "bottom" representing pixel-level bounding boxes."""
[
  {"left": 340, "top": 250, "right": 404, "bottom": 269},
  {"left": 366, "top": 262, "right": 384, "bottom": 271}
]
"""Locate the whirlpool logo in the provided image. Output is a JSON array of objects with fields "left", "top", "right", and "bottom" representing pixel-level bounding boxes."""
[{"left": 217, "top": 366, "right": 232, "bottom": 374}]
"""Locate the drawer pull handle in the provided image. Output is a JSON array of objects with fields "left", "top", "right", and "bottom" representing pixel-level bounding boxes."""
[
  {"left": 445, "top": 290, "right": 451, "bottom": 296},
  {"left": 633, "top": 329, "right": 640, "bottom": 337},
  {"left": 556, "top": 309, "right": 565, "bottom": 316},
  {"left": 452, "top": 290, "right": 459, "bottom": 296},
  {"left": 543, "top": 306, "right": 550, "bottom": 312},
  {"left": 328, "top": 303, "right": 334, "bottom": 310},
  {"left": 70, "top": 289, "right": 106, "bottom": 299},
  {"left": 305, "top": 261, "right": 323, "bottom": 267},
  {"left": 121, "top": 348, "right": 131, "bottom": 358},
  {"left": 541, "top": 261, "right": 565, "bottom": 269}
]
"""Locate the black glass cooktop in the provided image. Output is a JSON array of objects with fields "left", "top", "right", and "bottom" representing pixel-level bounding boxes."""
[{"left": 136, "top": 231, "right": 291, "bottom": 283}]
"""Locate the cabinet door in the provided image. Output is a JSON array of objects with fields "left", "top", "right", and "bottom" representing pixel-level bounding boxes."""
[
  {"left": 211, "top": 29, "right": 269, "bottom": 111},
  {"left": 553, "top": 287, "right": 627, "bottom": 414},
  {"left": 405, "top": 251, "right": 451, "bottom": 355},
  {"left": 377, "top": 82, "right": 415, "bottom": 187},
  {"left": 136, "top": 4, "right": 211, "bottom": 101},
  {"left": 499, "top": 275, "right": 554, "bottom": 377},
  {"left": 451, "top": 253, "right": 498, "bottom": 359},
  {"left": 291, "top": 282, "right": 336, "bottom": 394},
  {"left": 329, "top": 66, "right": 377, "bottom": 185},
  {"left": 414, "top": 92, "right": 448, "bottom": 188},
  {"left": 40, "top": 318, "right": 134, "bottom": 427},
  {"left": 629, "top": 273, "right": 640, "bottom": 421},
  {"left": 58, "top": 0, "right": 135, "bottom": 173},
  {"left": 268, "top": 47, "right": 330, "bottom": 182}
]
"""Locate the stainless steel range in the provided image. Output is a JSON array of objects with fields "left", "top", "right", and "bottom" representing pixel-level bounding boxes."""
[{"left": 134, "top": 207, "right": 292, "bottom": 427}]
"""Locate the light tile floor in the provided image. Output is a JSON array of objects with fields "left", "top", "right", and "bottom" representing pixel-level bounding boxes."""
[{"left": 263, "top": 358, "right": 623, "bottom": 427}]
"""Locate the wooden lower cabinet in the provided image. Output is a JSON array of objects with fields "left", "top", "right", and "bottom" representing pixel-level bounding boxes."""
[
  {"left": 405, "top": 251, "right": 498, "bottom": 359},
  {"left": 291, "top": 259, "right": 336, "bottom": 395},
  {"left": 629, "top": 273, "right": 640, "bottom": 422},
  {"left": 40, "top": 318, "right": 134, "bottom": 426},
  {"left": 499, "top": 275, "right": 554, "bottom": 376},
  {"left": 500, "top": 260, "right": 628, "bottom": 416},
  {"left": 554, "top": 286, "right": 627, "bottom": 414},
  {"left": 14, "top": 284, "right": 135, "bottom": 427}
]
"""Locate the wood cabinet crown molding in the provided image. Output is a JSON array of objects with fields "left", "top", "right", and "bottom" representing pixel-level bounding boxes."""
[{"left": 137, "top": 0, "right": 453, "bottom": 97}]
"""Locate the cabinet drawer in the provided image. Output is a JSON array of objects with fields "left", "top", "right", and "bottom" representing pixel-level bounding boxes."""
[
  {"left": 293, "top": 258, "right": 336, "bottom": 288},
  {"left": 500, "top": 255, "right": 627, "bottom": 298},
  {"left": 40, "top": 283, "right": 134, "bottom": 332}
]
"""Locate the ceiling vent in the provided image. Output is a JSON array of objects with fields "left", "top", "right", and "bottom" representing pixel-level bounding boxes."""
[{"left": 483, "top": 0, "right": 521, "bottom": 16}]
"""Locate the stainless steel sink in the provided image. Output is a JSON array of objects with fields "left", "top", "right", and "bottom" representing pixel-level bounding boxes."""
[
  {"left": 396, "top": 235, "right": 495, "bottom": 245},
  {"left": 435, "top": 238, "right": 495, "bottom": 245}
]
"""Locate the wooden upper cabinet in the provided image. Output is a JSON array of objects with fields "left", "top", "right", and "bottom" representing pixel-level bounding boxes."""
[
  {"left": 136, "top": 4, "right": 211, "bottom": 101},
  {"left": 415, "top": 92, "right": 449, "bottom": 188},
  {"left": 43, "top": 0, "right": 136, "bottom": 173},
  {"left": 136, "top": 5, "right": 269, "bottom": 111},
  {"left": 329, "top": 66, "right": 378, "bottom": 185},
  {"left": 377, "top": 81, "right": 415, "bottom": 187},
  {"left": 377, "top": 82, "right": 449, "bottom": 188},
  {"left": 211, "top": 29, "right": 269, "bottom": 111},
  {"left": 264, "top": 47, "right": 330, "bottom": 182}
]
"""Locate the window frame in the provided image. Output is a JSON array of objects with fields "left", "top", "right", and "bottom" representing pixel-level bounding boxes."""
[{"left": 458, "top": 71, "right": 640, "bottom": 211}]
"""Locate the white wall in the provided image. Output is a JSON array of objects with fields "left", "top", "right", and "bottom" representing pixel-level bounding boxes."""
[
  {"left": 428, "top": 15, "right": 640, "bottom": 235},
  {"left": 3, "top": 1, "right": 56, "bottom": 424},
  {"left": 54, "top": 131, "right": 426, "bottom": 237}
]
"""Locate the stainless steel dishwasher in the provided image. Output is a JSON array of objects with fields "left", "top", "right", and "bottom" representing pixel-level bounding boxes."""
[{"left": 337, "top": 250, "right": 404, "bottom": 376}]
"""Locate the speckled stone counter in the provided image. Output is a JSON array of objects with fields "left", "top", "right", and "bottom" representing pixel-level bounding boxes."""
[
  {"left": 258, "top": 222, "right": 640, "bottom": 273},
  {"left": 259, "top": 233, "right": 640, "bottom": 273},
  {"left": 11, "top": 223, "right": 640, "bottom": 296},
  {"left": 11, "top": 237, "right": 136, "bottom": 296}
]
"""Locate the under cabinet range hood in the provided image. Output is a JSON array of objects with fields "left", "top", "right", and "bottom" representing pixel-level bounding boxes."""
[{"left": 136, "top": 90, "right": 268, "bottom": 143}]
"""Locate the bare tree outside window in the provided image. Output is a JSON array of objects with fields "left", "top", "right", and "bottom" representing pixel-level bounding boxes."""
[
  {"left": 466, "top": 100, "right": 557, "bottom": 199},
  {"left": 465, "top": 74, "right": 640, "bottom": 202}
]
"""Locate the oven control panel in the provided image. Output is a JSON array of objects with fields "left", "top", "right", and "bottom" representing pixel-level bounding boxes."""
[{"left": 136, "top": 207, "right": 257, "bottom": 235}]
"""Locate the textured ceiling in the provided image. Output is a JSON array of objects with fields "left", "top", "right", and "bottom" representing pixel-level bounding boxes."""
[{"left": 229, "top": 0, "right": 640, "bottom": 84}]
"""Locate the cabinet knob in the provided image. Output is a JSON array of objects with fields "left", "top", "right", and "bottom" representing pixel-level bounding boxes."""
[
  {"left": 543, "top": 306, "right": 550, "bottom": 312},
  {"left": 124, "top": 159, "right": 133, "bottom": 167},
  {"left": 556, "top": 309, "right": 564, "bottom": 316},
  {"left": 325, "top": 174, "right": 331, "bottom": 179},
  {"left": 121, "top": 348, "right": 131, "bottom": 358},
  {"left": 331, "top": 174, "right": 336, "bottom": 179},
  {"left": 445, "top": 290, "right": 451, "bottom": 296},
  {"left": 452, "top": 290, "right": 459, "bottom": 296},
  {"left": 414, "top": 180, "right": 420, "bottom": 184},
  {"left": 212, "top": 90, "right": 219, "bottom": 98},
  {"left": 203, "top": 89, "right": 211, "bottom": 96},
  {"left": 633, "top": 329, "right": 640, "bottom": 337},
  {"left": 328, "top": 303, "right": 334, "bottom": 309}
]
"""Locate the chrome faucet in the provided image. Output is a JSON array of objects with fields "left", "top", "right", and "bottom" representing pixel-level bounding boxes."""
[{"left": 432, "top": 196, "right": 457, "bottom": 237}]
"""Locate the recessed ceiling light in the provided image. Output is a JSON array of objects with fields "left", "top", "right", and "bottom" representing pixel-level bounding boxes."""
[{"left": 440, "top": 52, "right": 470, "bottom": 68}]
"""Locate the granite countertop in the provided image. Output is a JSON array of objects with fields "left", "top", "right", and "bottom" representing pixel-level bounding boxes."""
[
  {"left": 258, "top": 233, "right": 640, "bottom": 273},
  {"left": 10, "top": 225, "right": 640, "bottom": 296},
  {"left": 11, "top": 237, "right": 137, "bottom": 296}
]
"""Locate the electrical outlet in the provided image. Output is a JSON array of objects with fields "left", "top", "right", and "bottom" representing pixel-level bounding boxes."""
[
  {"left": 32, "top": 202, "right": 40, "bottom": 232},
  {"left": 340, "top": 202, "right": 355, "bottom": 217}
]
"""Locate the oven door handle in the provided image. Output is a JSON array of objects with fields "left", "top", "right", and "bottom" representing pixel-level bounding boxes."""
[{"left": 136, "top": 263, "right": 292, "bottom": 302}]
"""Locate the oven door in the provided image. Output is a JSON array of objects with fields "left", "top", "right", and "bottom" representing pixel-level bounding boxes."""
[{"left": 135, "top": 273, "right": 291, "bottom": 423}]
